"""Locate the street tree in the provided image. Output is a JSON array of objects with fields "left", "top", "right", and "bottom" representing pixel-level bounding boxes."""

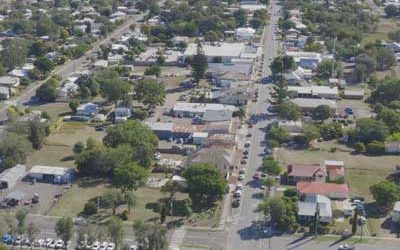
[
  {"left": 276, "top": 102, "right": 301, "bottom": 121},
  {"left": 183, "top": 163, "right": 227, "bottom": 208},
  {"left": 107, "top": 217, "right": 125, "bottom": 250},
  {"left": 262, "top": 157, "right": 282, "bottom": 176},
  {"left": 55, "top": 217, "right": 74, "bottom": 249}
]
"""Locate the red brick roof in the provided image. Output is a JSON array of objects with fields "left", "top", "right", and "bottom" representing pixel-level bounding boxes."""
[{"left": 297, "top": 182, "right": 349, "bottom": 196}]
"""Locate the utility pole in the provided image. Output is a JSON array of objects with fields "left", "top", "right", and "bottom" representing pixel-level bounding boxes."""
[
  {"left": 314, "top": 203, "right": 320, "bottom": 237},
  {"left": 331, "top": 36, "right": 337, "bottom": 79}
]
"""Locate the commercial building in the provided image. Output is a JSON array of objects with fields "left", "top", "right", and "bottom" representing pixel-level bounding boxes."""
[
  {"left": 0, "top": 164, "right": 26, "bottom": 190},
  {"left": 290, "top": 98, "right": 337, "bottom": 112},
  {"left": 288, "top": 86, "right": 339, "bottom": 99},
  {"left": 172, "top": 102, "right": 238, "bottom": 117},
  {"left": 182, "top": 42, "right": 260, "bottom": 63},
  {"left": 235, "top": 27, "right": 256, "bottom": 40},
  {"left": 29, "top": 165, "right": 75, "bottom": 184}
]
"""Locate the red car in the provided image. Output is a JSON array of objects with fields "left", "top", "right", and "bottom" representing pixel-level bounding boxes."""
[{"left": 253, "top": 172, "right": 261, "bottom": 180}]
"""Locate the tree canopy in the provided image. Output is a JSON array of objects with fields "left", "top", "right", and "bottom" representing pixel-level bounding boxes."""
[
  {"left": 134, "top": 79, "right": 166, "bottom": 108},
  {"left": 370, "top": 180, "right": 400, "bottom": 207},
  {"left": 276, "top": 102, "right": 301, "bottom": 121},
  {"left": 355, "top": 118, "right": 388, "bottom": 144}
]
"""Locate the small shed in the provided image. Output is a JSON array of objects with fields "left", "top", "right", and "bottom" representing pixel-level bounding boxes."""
[
  {"left": 29, "top": 166, "right": 75, "bottom": 184},
  {"left": 0, "top": 164, "right": 26, "bottom": 189}
]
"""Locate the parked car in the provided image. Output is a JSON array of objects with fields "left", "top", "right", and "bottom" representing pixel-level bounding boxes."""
[
  {"left": 99, "top": 241, "right": 108, "bottom": 250},
  {"left": 55, "top": 240, "right": 64, "bottom": 249},
  {"left": 238, "top": 174, "right": 245, "bottom": 181},
  {"left": 338, "top": 244, "right": 355, "bottom": 250},
  {"left": 232, "top": 199, "right": 240, "bottom": 208},
  {"left": 106, "top": 242, "right": 115, "bottom": 250},
  {"left": 240, "top": 159, "right": 247, "bottom": 165},
  {"left": 239, "top": 169, "right": 246, "bottom": 174},
  {"left": 92, "top": 241, "right": 100, "bottom": 250},
  {"left": 34, "top": 239, "right": 45, "bottom": 247},
  {"left": 13, "top": 235, "right": 22, "bottom": 245},
  {"left": 2, "top": 234, "right": 15, "bottom": 245}
]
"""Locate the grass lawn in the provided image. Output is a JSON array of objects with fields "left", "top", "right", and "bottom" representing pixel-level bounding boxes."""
[
  {"left": 26, "top": 121, "right": 105, "bottom": 168},
  {"left": 32, "top": 102, "right": 71, "bottom": 121},
  {"left": 49, "top": 178, "right": 188, "bottom": 222},
  {"left": 362, "top": 18, "right": 400, "bottom": 46}
]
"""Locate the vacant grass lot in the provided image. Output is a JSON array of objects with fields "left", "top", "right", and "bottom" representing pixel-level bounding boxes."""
[
  {"left": 48, "top": 178, "right": 193, "bottom": 223},
  {"left": 362, "top": 18, "right": 400, "bottom": 46},
  {"left": 26, "top": 121, "right": 105, "bottom": 168}
]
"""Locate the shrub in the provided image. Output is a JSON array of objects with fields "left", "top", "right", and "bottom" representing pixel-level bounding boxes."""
[
  {"left": 120, "top": 210, "right": 129, "bottom": 221},
  {"left": 83, "top": 201, "right": 97, "bottom": 215},
  {"left": 132, "top": 109, "right": 148, "bottom": 120},
  {"left": 366, "top": 140, "right": 385, "bottom": 155},
  {"left": 283, "top": 188, "right": 297, "bottom": 197},
  {"left": 354, "top": 142, "right": 366, "bottom": 153}
]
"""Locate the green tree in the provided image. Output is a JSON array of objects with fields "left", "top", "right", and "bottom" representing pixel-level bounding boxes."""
[
  {"left": 34, "top": 57, "right": 55, "bottom": 74},
  {"left": 113, "top": 163, "right": 149, "bottom": 192},
  {"left": 276, "top": 102, "right": 301, "bottom": 121},
  {"left": 375, "top": 47, "right": 396, "bottom": 71},
  {"left": 101, "top": 190, "right": 126, "bottom": 215},
  {"left": 190, "top": 42, "right": 208, "bottom": 83},
  {"left": 28, "top": 118, "right": 47, "bottom": 150},
  {"left": 315, "top": 60, "right": 343, "bottom": 79},
  {"left": 376, "top": 108, "right": 400, "bottom": 133},
  {"left": 258, "top": 197, "right": 298, "bottom": 231},
  {"left": 16, "top": 209, "right": 28, "bottom": 235},
  {"left": 371, "top": 79, "right": 400, "bottom": 105},
  {"left": 370, "top": 180, "right": 400, "bottom": 207},
  {"left": 366, "top": 140, "right": 385, "bottom": 155},
  {"left": 320, "top": 123, "right": 343, "bottom": 140},
  {"left": 312, "top": 105, "right": 334, "bottom": 121},
  {"left": 124, "top": 192, "right": 138, "bottom": 213},
  {"left": 354, "top": 142, "right": 366, "bottom": 154},
  {"left": 107, "top": 217, "right": 125, "bottom": 250},
  {"left": 385, "top": 4, "right": 399, "bottom": 17},
  {"left": 183, "top": 163, "right": 227, "bottom": 207},
  {"left": 55, "top": 217, "right": 74, "bottom": 249},
  {"left": 103, "top": 121, "right": 159, "bottom": 168},
  {"left": 1, "top": 39, "right": 28, "bottom": 70},
  {"left": 99, "top": 78, "right": 131, "bottom": 103},
  {"left": 233, "top": 8, "right": 247, "bottom": 27},
  {"left": 355, "top": 118, "right": 388, "bottom": 144},
  {"left": 262, "top": 156, "right": 282, "bottom": 176},
  {"left": 263, "top": 177, "right": 276, "bottom": 191},
  {"left": 134, "top": 79, "right": 166, "bottom": 108},
  {"left": 133, "top": 220, "right": 169, "bottom": 250},
  {"left": 144, "top": 65, "right": 161, "bottom": 77},
  {"left": 69, "top": 100, "right": 79, "bottom": 112},
  {"left": 160, "top": 204, "right": 167, "bottom": 224},
  {"left": 270, "top": 56, "right": 295, "bottom": 75},
  {"left": 36, "top": 80, "right": 58, "bottom": 102},
  {"left": 0, "top": 132, "right": 32, "bottom": 168},
  {"left": 268, "top": 127, "right": 290, "bottom": 144}
]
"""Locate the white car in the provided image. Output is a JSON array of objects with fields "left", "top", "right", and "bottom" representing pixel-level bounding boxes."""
[
  {"left": 45, "top": 238, "right": 53, "bottom": 247},
  {"left": 129, "top": 245, "right": 138, "bottom": 250},
  {"left": 238, "top": 174, "right": 245, "bottom": 181},
  {"left": 99, "top": 241, "right": 108, "bottom": 250},
  {"left": 35, "top": 239, "right": 45, "bottom": 247},
  {"left": 106, "top": 243, "right": 115, "bottom": 250},
  {"left": 239, "top": 169, "right": 246, "bottom": 174},
  {"left": 92, "top": 241, "right": 100, "bottom": 250},
  {"left": 49, "top": 240, "right": 57, "bottom": 249},
  {"left": 338, "top": 245, "right": 355, "bottom": 250},
  {"left": 236, "top": 183, "right": 243, "bottom": 190},
  {"left": 55, "top": 240, "right": 64, "bottom": 249}
]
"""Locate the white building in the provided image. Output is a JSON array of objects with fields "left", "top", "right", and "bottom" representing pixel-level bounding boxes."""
[
  {"left": 192, "top": 132, "right": 209, "bottom": 145},
  {"left": 0, "top": 76, "right": 20, "bottom": 88},
  {"left": 29, "top": 165, "right": 75, "bottom": 184},
  {"left": 76, "top": 102, "right": 99, "bottom": 117},
  {"left": 0, "top": 164, "right": 26, "bottom": 189},
  {"left": 385, "top": 141, "right": 400, "bottom": 154},
  {"left": 172, "top": 102, "right": 238, "bottom": 117},
  {"left": 182, "top": 42, "right": 260, "bottom": 63},
  {"left": 298, "top": 194, "right": 332, "bottom": 223},
  {"left": 235, "top": 27, "right": 256, "bottom": 40},
  {"left": 392, "top": 201, "right": 400, "bottom": 222}
]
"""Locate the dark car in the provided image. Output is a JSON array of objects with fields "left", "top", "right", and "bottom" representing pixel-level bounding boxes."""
[{"left": 231, "top": 200, "right": 240, "bottom": 208}]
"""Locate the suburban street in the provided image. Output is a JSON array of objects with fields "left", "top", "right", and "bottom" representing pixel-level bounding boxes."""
[{"left": 0, "top": 12, "right": 148, "bottom": 121}]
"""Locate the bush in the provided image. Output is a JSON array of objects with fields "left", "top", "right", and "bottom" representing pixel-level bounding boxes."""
[
  {"left": 267, "top": 139, "right": 280, "bottom": 148},
  {"left": 132, "top": 109, "right": 148, "bottom": 120},
  {"left": 83, "top": 201, "right": 97, "bottom": 215},
  {"left": 354, "top": 142, "right": 366, "bottom": 153},
  {"left": 283, "top": 188, "right": 297, "bottom": 197},
  {"left": 120, "top": 210, "right": 129, "bottom": 221},
  {"left": 366, "top": 140, "right": 385, "bottom": 155}
]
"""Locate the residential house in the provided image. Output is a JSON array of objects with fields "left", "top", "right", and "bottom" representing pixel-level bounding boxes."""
[
  {"left": 0, "top": 86, "right": 10, "bottom": 100},
  {"left": 76, "top": 102, "right": 99, "bottom": 117},
  {"left": 186, "top": 145, "right": 241, "bottom": 176},
  {"left": 93, "top": 60, "right": 108, "bottom": 70},
  {"left": 209, "top": 88, "right": 251, "bottom": 106},
  {"left": 298, "top": 194, "right": 332, "bottom": 223},
  {"left": 392, "top": 201, "right": 400, "bottom": 223},
  {"left": 286, "top": 164, "right": 326, "bottom": 184},
  {"left": 324, "top": 160, "right": 345, "bottom": 182},
  {"left": 115, "top": 103, "right": 132, "bottom": 122},
  {"left": 385, "top": 140, "right": 400, "bottom": 154},
  {"left": 0, "top": 76, "right": 20, "bottom": 88},
  {"left": 296, "top": 181, "right": 350, "bottom": 200},
  {"left": 111, "top": 44, "right": 129, "bottom": 54},
  {"left": 343, "top": 89, "right": 364, "bottom": 100},
  {"left": 206, "top": 62, "right": 253, "bottom": 87},
  {"left": 284, "top": 67, "right": 313, "bottom": 85}
]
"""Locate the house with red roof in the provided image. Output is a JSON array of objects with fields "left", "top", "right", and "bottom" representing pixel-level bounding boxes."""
[
  {"left": 286, "top": 164, "right": 326, "bottom": 184},
  {"left": 296, "top": 181, "right": 350, "bottom": 200},
  {"left": 324, "top": 160, "right": 345, "bottom": 182}
]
